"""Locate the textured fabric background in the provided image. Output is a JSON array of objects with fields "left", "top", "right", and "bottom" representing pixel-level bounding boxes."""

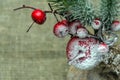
[{"left": 0, "top": 0, "right": 69, "bottom": 80}]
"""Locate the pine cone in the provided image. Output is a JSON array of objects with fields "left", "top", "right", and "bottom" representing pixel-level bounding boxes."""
[
  {"left": 94, "top": 45, "right": 120, "bottom": 80},
  {"left": 101, "top": 45, "right": 120, "bottom": 74}
]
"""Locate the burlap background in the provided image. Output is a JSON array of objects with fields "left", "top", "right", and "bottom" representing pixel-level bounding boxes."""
[{"left": 0, "top": 0, "right": 69, "bottom": 80}]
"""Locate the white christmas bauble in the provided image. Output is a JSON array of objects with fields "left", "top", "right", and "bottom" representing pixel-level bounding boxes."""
[
  {"left": 66, "top": 37, "right": 103, "bottom": 70},
  {"left": 76, "top": 28, "right": 88, "bottom": 38},
  {"left": 69, "top": 21, "right": 83, "bottom": 36},
  {"left": 111, "top": 20, "right": 120, "bottom": 31},
  {"left": 92, "top": 19, "right": 102, "bottom": 29}
]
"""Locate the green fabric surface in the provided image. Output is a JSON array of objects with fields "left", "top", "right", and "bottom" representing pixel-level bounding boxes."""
[{"left": 0, "top": 0, "right": 69, "bottom": 80}]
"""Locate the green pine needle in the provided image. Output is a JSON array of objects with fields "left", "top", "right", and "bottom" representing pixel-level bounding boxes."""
[
  {"left": 48, "top": 0, "right": 120, "bottom": 28},
  {"left": 48, "top": 0, "right": 95, "bottom": 26},
  {"left": 100, "top": 0, "right": 120, "bottom": 30}
]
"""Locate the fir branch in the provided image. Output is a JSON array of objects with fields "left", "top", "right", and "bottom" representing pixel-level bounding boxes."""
[
  {"left": 100, "top": 0, "right": 120, "bottom": 30},
  {"left": 48, "top": 0, "right": 95, "bottom": 26}
]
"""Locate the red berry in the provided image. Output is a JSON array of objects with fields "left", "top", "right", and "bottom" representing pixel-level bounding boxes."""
[
  {"left": 61, "top": 20, "right": 68, "bottom": 26},
  {"left": 92, "top": 18, "right": 101, "bottom": 29},
  {"left": 53, "top": 21, "right": 69, "bottom": 38},
  {"left": 76, "top": 28, "right": 88, "bottom": 38},
  {"left": 31, "top": 9, "right": 46, "bottom": 24}
]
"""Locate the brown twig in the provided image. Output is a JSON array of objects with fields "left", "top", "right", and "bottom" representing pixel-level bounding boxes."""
[
  {"left": 48, "top": 3, "right": 59, "bottom": 22},
  {"left": 13, "top": 5, "right": 36, "bottom": 11},
  {"left": 26, "top": 22, "right": 35, "bottom": 32}
]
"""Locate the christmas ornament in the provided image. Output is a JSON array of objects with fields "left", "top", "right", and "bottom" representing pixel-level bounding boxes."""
[
  {"left": 53, "top": 21, "right": 69, "bottom": 38},
  {"left": 31, "top": 9, "right": 46, "bottom": 24},
  {"left": 111, "top": 20, "right": 120, "bottom": 31},
  {"left": 91, "top": 18, "right": 102, "bottom": 29},
  {"left": 69, "top": 21, "right": 83, "bottom": 36},
  {"left": 76, "top": 28, "right": 88, "bottom": 38},
  {"left": 66, "top": 37, "right": 104, "bottom": 70}
]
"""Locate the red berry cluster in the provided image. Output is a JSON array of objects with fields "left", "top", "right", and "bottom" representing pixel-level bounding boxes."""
[{"left": 53, "top": 20, "right": 87, "bottom": 38}]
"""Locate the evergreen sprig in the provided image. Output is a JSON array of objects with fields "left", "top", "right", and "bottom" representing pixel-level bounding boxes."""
[
  {"left": 100, "top": 0, "right": 120, "bottom": 30},
  {"left": 48, "top": 0, "right": 120, "bottom": 28},
  {"left": 48, "top": 0, "right": 95, "bottom": 26}
]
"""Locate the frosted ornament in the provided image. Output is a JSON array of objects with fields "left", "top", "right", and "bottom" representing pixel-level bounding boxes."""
[{"left": 66, "top": 37, "right": 105, "bottom": 70}]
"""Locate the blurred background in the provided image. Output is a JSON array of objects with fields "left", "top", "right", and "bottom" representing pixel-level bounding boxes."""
[{"left": 0, "top": 0, "right": 69, "bottom": 80}]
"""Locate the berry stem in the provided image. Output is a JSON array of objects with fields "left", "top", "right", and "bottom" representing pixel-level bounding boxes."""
[
  {"left": 44, "top": 11, "right": 52, "bottom": 13},
  {"left": 60, "top": 16, "right": 63, "bottom": 20},
  {"left": 44, "top": 10, "right": 60, "bottom": 15},
  {"left": 94, "top": 29, "right": 99, "bottom": 36},
  {"left": 48, "top": 3, "right": 59, "bottom": 22},
  {"left": 13, "top": 5, "right": 36, "bottom": 11},
  {"left": 26, "top": 22, "right": 35, "bottom": 32}
]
